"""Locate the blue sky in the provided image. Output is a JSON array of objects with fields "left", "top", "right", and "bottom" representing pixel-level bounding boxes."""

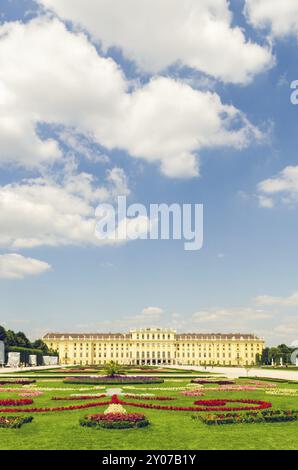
[{"left": 1, "top": 0, "right": 298, "bottom": 345}]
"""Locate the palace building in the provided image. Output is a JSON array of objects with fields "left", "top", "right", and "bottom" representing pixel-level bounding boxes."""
[{"left": 43, "top": 328, "right": 264, "bottom": 367}]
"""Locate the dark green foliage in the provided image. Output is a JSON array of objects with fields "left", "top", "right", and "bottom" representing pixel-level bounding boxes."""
[
  {"left": 0, "top": 416, "right": 33, "bottom": 429},
  {"left": 196, "top": 409, "right": 298, "bottom": 425},
  {"left": 0, "top": 324, "right": 58, "bottom": 364}
]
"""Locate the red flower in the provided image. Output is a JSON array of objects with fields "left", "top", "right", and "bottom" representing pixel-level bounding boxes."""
[
  {"left": 52, "top": 395, "right": 106, "bottom": 401},
  {"left": 124, "top": 395, "right": 175, "bottom": 401},
  {"left": 0, "top": 399, "right": 33, "bottom": 406}
]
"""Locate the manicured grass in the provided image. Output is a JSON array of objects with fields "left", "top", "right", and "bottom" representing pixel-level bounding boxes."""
[{"left": 0, "top": 373, "right": 298, "bottom": 450}]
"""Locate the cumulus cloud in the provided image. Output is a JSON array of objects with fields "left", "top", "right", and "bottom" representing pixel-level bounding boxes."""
[
  {"left": 257, "top": 166, "right": 298, "bottom": 207},
  {"left": 38, "top": 0, "right": 273, "bottom": 84},
  {"left": 0, "top": 253, "right": 51, "bottom": 279},
  {"left": 192, "top": 307, "right": 272, "bottom": 334},
  {"left": 245, "top": 0, "right": 298, "bottom": 38},
  {"left": 141, "top": 307, "right": 164, "bottom": 316},
  {"left": 193, "top": 307, "right": 271, "bottom": 323},
  {"left": 0, "top": 17, "right": 263, "bottom": 178},
  {"left": 0, "top": 164, "right": 137, "bottom": 248},
  {"left": 255, "top": 292, "right": 298, "bottom": 307}
]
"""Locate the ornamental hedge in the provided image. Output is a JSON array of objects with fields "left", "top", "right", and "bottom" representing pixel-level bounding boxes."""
[
  {"left": 196, "top": 409, "right": 298, "bottom": 425},
  {"left": 5, "top": 346, "right": 58, "bottom": 366},
  {"left": 63, "top": 376, "right": 164, "bottom": 385}
]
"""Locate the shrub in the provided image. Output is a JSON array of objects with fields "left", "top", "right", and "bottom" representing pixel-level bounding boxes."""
[
  {"left": 196, "top": 409, "right": 298, "bottom": 425},
  {"left": 0, "top": 416, "right": 33, "bottom": 429}
]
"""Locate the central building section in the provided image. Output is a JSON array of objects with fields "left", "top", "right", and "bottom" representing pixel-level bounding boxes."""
[{"left": 130, "top": 328, "right": 176, "bottom": 366}]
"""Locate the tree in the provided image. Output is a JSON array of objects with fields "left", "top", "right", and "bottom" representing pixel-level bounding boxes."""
[
  {"left": 32, "top": 339, "right": 49, "bottom": 353},
  {"left": 261, "top": 347, "right": 270, "bottom": 365},
  {"left": 5, "top": 330, "right": 17, "bottom": 347},
  {"left": 104, "top": 361, "right": 122, "bottom": 377},
  {"left": 15, "top": 331, "right": 31, "bottom": 348},
  {"left": 0, "top": 326, "right": 6, "bottom": 342}
]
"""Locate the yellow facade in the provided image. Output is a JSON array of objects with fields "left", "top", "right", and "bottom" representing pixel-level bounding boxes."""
[{"left": 44, "top": 328, "right": 264, "bottom": 367}]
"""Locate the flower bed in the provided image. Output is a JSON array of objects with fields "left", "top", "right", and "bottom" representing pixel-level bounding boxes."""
[
  {"left": 0, "top": 400, "right": 111, "bottom": 413},
  {"left": 125, "top": 386, "right": 190, "bottom": 391},
  {"left": 19, "top": 391, "right": 43, "bottom": 398},
  {"left": 196, "top": 409, "right": 298, "bottom": 425},
  {"left": 63, "top": 376, "right": 164, "bottom": 385},
  {"left": 0, "top": 416, "right": 33, "bottom": 429},
  {"left": 115, "top": 396, "right": 272, "bottom": 412},
  {"left": 80, "top": 412, "right": 149, "bottom": 429},
  {"left": 0, "top": 393, "right": 272, "bottom": 414},
  {"left": 200, "top": 385, "right": 261, "bottom": 392},
  {"left": 124, "top": 394, "right": 175, "bottom": 401},
  {"left": 0, "top": 379, "right": 36, "bottom": 386},
  {"left": 0, "top": 399, "right": 33, "bottom": 407},
  {"left": 248, "top": 381, "right": 277, "bottom": 388},
  {"left": 52, "top": 394, "right": 106, "bottom": 401},
  {"left": 266, "top": 388, "right": 298, "bottom": 396},
  {"left": 194, "top": 399, "right": 227, "bottom": 407},
  {"left": 181, "top": 390, "right": 204, "bottom": 397},
  {"left": 191, "top": 379, "right": 234, "bottom": 385},
  {"left": 192, "top": 399, "right": 272, "bottom": 411},
  {"left": 242, "top": 377, "right": 288, "bottom": 384}
]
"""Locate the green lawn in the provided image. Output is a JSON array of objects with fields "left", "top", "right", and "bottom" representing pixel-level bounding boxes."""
[{"left": 0, "top": 373, "right": 298, "bottom": 450}]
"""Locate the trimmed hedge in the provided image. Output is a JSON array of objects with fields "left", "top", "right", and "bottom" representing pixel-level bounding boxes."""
[
  {"left": 5, "top": 346, "right": 58, "bottom": 366},
  {"left": 196, "top": 409, "right": 298, "bottom": 425}
]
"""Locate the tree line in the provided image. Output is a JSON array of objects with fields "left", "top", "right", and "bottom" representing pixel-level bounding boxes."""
[
  {"left": 257, "top": 344, "right": 296, "bottom": 366},
  {"left": 0, "top": 324, "right": 52, "bottom": 354}
]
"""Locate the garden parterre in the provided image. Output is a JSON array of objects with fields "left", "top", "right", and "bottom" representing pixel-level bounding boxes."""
[{"left": 0, "top": 370, "right": 298, "bottom": 450}]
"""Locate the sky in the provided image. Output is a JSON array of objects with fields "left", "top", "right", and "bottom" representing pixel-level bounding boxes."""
[{"left": 0, "top": 1, "right": 298, "bottom": 346}]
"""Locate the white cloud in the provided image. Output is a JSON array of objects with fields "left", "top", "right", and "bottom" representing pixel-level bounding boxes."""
[
  {"left": 257, "top": 166, "right": 298, "bottom": 207},
  {"left": 106, "top": 168, "right": 130, "bottom": 197},
  {"left": 57, "top": 128, "right": 110, "bottom": 164},
  {"left": 38, "top": 0, "right": 273, "bottom": 84},
  {"left": 0, "top": 17, "right": 263, "bottom": 178},
  {"left": 0, "top": 165, "right": 136, "bottom": 248},
  {"left": 0, "top": 253, "right": 50, "bottom": 279},
  {"left": 245, "top": 0, "right": 298, "bottom": 38},
  {"left": 192, "top": 307, "right": 272, "bottom": 330},
  {"left": 258, "top": 195, "right": 274, "bottom": 209},
  {"left": 141, "top": 307, "right": 164, "bottom": 316},
  {"left": 255, "top": 292, "right": 298, "bottom": 307}
]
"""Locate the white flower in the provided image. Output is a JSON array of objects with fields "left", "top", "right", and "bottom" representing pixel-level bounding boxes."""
[{"left": 104, "top": 404, "right": 127, "bottom": 415}]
